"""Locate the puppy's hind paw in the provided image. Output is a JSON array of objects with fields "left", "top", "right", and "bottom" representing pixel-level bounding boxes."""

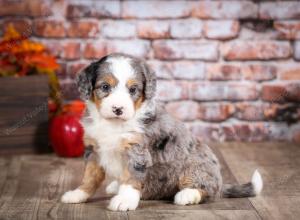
[
  {"left": 174, "top": 188, "right": 201, "bottom": 205},
  {"left": 61, "top": 189, "right": 89, "bottom": 203}
]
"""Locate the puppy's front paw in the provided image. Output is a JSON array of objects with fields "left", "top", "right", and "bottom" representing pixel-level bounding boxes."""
[
  {"left": 105, "top": 181, "right": 119, "bottom": 195},
  {"left": 61, "top": 189, "right": 89, "bottom": 203},
  {"left": 174, "top": 188, "right": 201, "bottom": 205},
  {"left": 107, "top": 184, "right": 140, "bottom": 211},
  {"left": 108, "top": 194, "right": 139, "bottom": 211}
]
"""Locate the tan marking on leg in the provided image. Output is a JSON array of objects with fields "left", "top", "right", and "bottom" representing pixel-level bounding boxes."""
[
  {"left": 178, "top": 176, "right": 209, "bottom": 203},
  {"left": 119, "top": 167, "right": 142, "bottom": 191},
  {"left": 118, "top": 134, "right": 144, "bottom": 191},
  {"left": 178, "top": 176, "right": 194, "bottom": 189},
  {"left": 78, "top": 160, "right": 105, "bottom": 196}
]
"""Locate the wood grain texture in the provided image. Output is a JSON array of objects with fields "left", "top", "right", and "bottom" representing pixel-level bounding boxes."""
[
  {"left": 217, "top": 142, "right": 300, "bottom": 220},
  {"left": 129, "top": 210, "right": 260, "bottom": 220},
  {"left": 0, "top": 75, "right": 49, "bottom": 154},
  {"left": 0, "top": 143, "right": 299, "bottom": 219}
]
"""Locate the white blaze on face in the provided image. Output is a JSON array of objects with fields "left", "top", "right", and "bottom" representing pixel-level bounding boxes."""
[{"left": 100, "top": 57, "right": 135, "bottom": 120}]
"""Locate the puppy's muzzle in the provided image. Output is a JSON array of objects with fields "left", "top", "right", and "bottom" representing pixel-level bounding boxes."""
[{"left": 112, "top": 106, "right": 124, "bottom": 116}]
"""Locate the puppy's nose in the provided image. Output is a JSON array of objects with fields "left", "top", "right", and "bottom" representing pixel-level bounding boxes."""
[{"left": 112, "top": 106, "right": 123, "bottom": 116}]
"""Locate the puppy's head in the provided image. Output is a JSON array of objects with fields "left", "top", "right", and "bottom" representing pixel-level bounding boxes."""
[{"left": 76, "top": 53, "right": 156, "bottom": 121}]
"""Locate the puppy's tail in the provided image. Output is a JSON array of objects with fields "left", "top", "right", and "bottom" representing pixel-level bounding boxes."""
[{"left": 222, "top": 169, "right": 263, "bottom": 198}]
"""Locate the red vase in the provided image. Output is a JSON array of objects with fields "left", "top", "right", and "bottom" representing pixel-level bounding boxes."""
[{"left": 49, "top": 113, "right": 84, "bottom": 157}]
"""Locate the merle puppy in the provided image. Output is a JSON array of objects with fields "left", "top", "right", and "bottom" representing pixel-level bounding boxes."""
[{"left": 61, "top": 53, "right": 263, "bottom": 211}]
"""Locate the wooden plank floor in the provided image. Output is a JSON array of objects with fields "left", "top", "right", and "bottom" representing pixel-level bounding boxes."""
[{"left": 0, "top": 142, "right": 299, "bottom": 220}]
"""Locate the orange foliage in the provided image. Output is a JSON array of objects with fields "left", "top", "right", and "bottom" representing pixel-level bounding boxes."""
[
  {"left": 62, "top": 100, "right": 86, "bottom": 117},
  {"left": 0, "top": 24, "right": 59, "bottom": 76}
]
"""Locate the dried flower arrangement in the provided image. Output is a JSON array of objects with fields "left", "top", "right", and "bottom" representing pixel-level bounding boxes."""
[{"left": 0, "top": 24, "right": 62, "bottom": 115}]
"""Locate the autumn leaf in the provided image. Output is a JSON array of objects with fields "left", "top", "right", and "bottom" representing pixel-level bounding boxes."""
[
  {"left": 2, "top": 24, "right": 21, "bottom": 41},
  {"left": 23, "top": 53, "right": 59, "bottom": 70}
]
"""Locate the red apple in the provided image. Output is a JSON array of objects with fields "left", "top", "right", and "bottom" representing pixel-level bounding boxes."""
[{"left": 49, "top": 113, "right": 84, "bottom": 157}]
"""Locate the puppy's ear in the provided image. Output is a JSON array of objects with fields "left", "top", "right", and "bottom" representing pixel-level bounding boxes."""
[
  {"left": 76, "top": 62, "right": 99, "bottom": 100},
  {"left": 141, "top": 61, "right": 157, "bottom": 100},
  {"left": 76, "top": 56, "right": 108, "bottom": 100}
]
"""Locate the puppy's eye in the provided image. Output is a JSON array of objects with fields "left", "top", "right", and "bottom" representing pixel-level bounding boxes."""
[
  {"left": 100, "top": 83, "right": 111, "bottom": 92},
  {"left": 129, "top": 86, "right": 137, "bottom": 95}
]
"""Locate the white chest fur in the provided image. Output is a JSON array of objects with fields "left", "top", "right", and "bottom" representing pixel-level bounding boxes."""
[{"left": 82, "top": 102, "right": 144, "bottom": 179}]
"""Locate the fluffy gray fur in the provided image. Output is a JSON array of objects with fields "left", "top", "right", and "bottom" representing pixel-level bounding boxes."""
[{"left": 127, "top": 104, "right": 223, "bottom": 200}]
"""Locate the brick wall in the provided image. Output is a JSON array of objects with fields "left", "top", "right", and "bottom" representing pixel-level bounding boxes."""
[{"left": 1, "top": 0, "right": 299, "bottom": 143}]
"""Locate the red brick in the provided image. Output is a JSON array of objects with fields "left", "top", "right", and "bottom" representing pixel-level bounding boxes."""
[
  {"left": 188, "top": 123, "right": 222, "bottom": 142},
  {"left": 165, "top": 101, "right": 199, "bottom": 121},
  {"left": 86, "top": 39, "right": 149, "bottom": 60},
  {"left": 156, "top": 80, "right": 189, "bottom": 101},
  {"left": 263, "top": 104, "right": 279, "bottom": 120},
  {"left": 122, "top": 1, "right": 191, "bottom": 19},
  {"left": 2, "top": 19, "right": 32, "bottom": 37},
  {"left": 260, "top": 2, "right": 300, "bottom": 19},
  {"left": 222, "top": 41, "right": 291, "bottom": 60},
  {"left": 267, "top": 123, "right": 290, "bottom": 141},
  {"left": 219, "top": 125, "right": 235, "bottom": 141},
  {"left": 190, "top": 82, "right": 258, "bottom": 101},
  {"left": 0, "top": 0, "right": 52, "bottom": 17},
  {"left": 147, "top": 61, "right": 173, "bottom": 79},
  {"left": 242, "top": 64, "right": 277, "bottom": 81},
  {"left": 192, "top": 1, "right": 258, "bottom": 19},
  {"left": 153, "top": 40, "right": 218, "bottom": 61},
  {"left": 198, "top": 103, "right": 235, "bottom": 122},
  {"left": 170, "top": 19, "right": 202, "bottom": 38},
  {"left": 67, "top": 1, "right": 120, "bottom": 18},
  {"left": 204, "top": 20, "right": 240, "bottom": 40},
  {"left": 262, "top": 85, "right": 286, "bottom": 102},
  {"left": 263, "top": 104, "right": 300, "bottom": 123},
  {"left": 278, "top": 63, "right": 300, "bottom": 80},
  {"left": 294, "top": 41, "right": 300, "bottom": 60},
  {"left": 147, "top": 61, "right": 205, "bottom": 80},
  {"left": 137, "top": 21, "right": 170, "bottom": 39},
  {"left": 222, "top": 123, "right": 270, "bottom": 142},
  {"left": 206, "top": 64, "right": 241, "bottom": 81},
  {"left": 83, "top": 41, "right": 107, "bottom": 59},
  {"left": 67, "top": 20, "right": 99, "bottom": 38},
  {"left": 274, "top": 21, "right": 300, "bottom": 40},
  {"left": 238, "top": 25, "right": 276, "bottom": 40},
  {"left": 235, "top": 103, "right": 266, "bottom": 121},
  {"left": 235, "top": 103, "right": 299, "bottom": 122},
  {"left": 172, "top": 61, "right": 205, "bottom": 80},
  {"left": 106, "top": 40, "right": 150, "bottom": 58},
  {"left": 102, "top": 21, "right": 136, "bottom": 38},
  {"left": 34, "top": 20, "right": 65, "bottom": 38},
  {"left": 42, "top": 40, "right": 62, "bottom": 57},
  {"left": 61, "top": 41, "right": 81, "bottom": 60},
  {"left": 262, "top": 83, "right": 300, "bottom": 102}
]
